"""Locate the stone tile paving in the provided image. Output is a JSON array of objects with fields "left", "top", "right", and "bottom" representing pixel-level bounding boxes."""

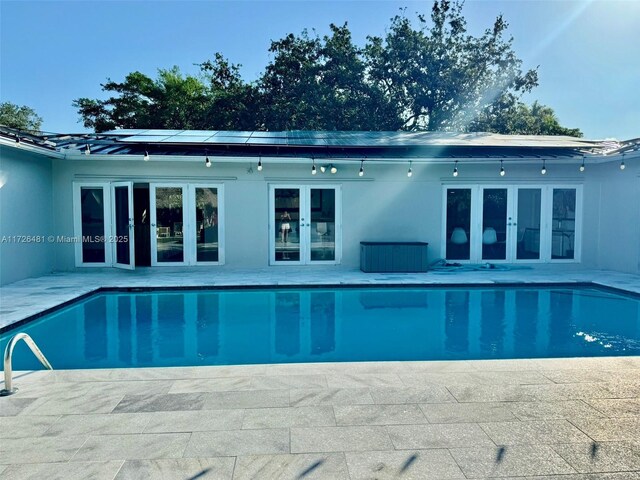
[
  {"left": 1, "top": 268, "right": 639, "bottom": 477},
  {"left": 0, "top": 356, "right": 639, "bottom": 479}
]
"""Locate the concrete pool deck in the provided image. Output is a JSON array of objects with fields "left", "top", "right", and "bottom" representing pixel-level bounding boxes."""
[
  {"left": 1, "top": 357, "right": 640, "bottom": 479},
  {"left": 1, "top": 267, "right": 640, "bottom": 478}
]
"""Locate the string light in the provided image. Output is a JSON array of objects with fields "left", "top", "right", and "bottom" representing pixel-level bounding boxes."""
[
  {"left": 541, "top": 159, "right": 547, "bottom": 175},
  {"left": 320, "top": 165, "right": 326, "bottom": 173},
  {"left": 453, "top": 160, "right": 459, "bottom": 177},
  {"left": 620, "top": 154, "right": 626, "bottom": 170},
  {"left": 257, "top": 156, "right": 263, "bottom": 171},
  {"left": 143, "top": 151, "right": 150, "bottom": 161},
  {"left": 85, "top": 144, "right": 91, "bottom": 155},
  {"left": 580, "top": 156, "right": 585, "bottom": 172},
  {"left": 407, "top": 161, "right": 413, "bottom": 178},
  {"left": 311, "top": 157, "right": 317, "bottom": 175},
  {"left": 359, "top": 159, "right": 365, "bottom": 177},
  {"left": 330, "top": 164, "right": 337, "bottom": 174},
  {"left": 499, "top": 160, "right": 505, "bottom": 176},
  {"left": 205, "top": 156, "right": 211, "bottom": 168}
]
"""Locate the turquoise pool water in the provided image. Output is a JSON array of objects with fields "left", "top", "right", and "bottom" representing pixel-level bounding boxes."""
[{"left": 2, "top": 286, "right": 639, "bottom": 369}]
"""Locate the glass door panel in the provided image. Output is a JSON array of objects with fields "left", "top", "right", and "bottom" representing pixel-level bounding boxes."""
[
  {"left": 274, "top": 188, "right": 301, "bottom": 262},
  {"left": 195, "top": 187, "right": 219, "bottom": 262},
  {"left": 80, "top": 186, "right": 106, "bottom": 263},
  {"left": 481, "top": 188, "right": 508, "bottom": 261},
  {"left": 446, "top": 189, "right": 471, "bottom": 260},
  {"left": 310, "top": 188, "right": 335, "bottom": 262},
  {"left": 152, "top": 186, "right": 185, "bottom": 264},
  {"left": 552, "top": 188, "right": 576, "bottom": 259},
  {"left": 516, "top": 188, "right": 542, "bottom": 260},
  {"left": 112, "top": 182, "right": 134, "bottom": 269}
]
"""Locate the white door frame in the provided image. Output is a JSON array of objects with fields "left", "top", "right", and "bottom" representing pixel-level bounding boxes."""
[
  {"left": 111, "top": 181, "right": 135, "bottom": 270},
  {"left": 269, "top": 184, "right": 342, "bottom": 265},
  {"left": 150, "top": 183, "right": 188, "bottom": 266},
  {"left": 442, "top": 184, "right": 582, "bottom": 263},
  {"left": 73, "top": 182, "right": 112, "bottom": 267},
  {"left": 188, "top": 184, "right": 225, "bottom": 265}
]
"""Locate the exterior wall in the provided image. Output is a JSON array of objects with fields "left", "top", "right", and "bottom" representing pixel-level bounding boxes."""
[
  {"left": 1, "top": 144, "right": 635, "bottom": 280},
  {"left": 0, "top": 146, "right": 55, "bottom": 285},
  {"left": 592, "top": 156, "right": 640, "bottom": 274},
  {"left": 51, "top": 156, "right": 604, "bottom": 272}
]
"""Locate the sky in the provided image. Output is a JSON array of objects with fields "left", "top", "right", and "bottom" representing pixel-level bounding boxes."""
[{"left": 1, "top": 0, "right": 639, "bottom": 140}]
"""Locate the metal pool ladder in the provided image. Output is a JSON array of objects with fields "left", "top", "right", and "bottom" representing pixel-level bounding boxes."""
[{"left": 1, "top": 333, "right": 53, "bottom": 396}]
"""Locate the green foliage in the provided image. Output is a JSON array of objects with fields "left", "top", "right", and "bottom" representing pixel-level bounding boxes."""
[
  {"left": 0, "top": 102, "right": 43, "bottom": 132},
  {"left": 74, "top": 0, "right": 581, "bottom": 136},
  {"left": 470, "top": 100, "right": 582, "bottom": 137}
]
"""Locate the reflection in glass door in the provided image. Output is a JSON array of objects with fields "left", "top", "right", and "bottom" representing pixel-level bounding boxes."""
[
  {"left": 481, "top": 188, "right": 508, "bottom": 261},
  {"left": 516, "top": 188, "right": 542, "bottom": 260},
  {"left": 79, "top": 186, "right": 107, "bottom": 264},
  {"left": 151, "top": 185, "right": 185, "bottom": 265},
  {"left": 445, "top": 188, "right": 472, "bottom": 260},
  {"left": 112, "top": 182, "right": 135, "bottom": 269},
  {"left": 274, "top": 188, "right": 301, "bottom": 262},
  {"left": 552, "top": 188, "right": 577, "bottom": 259},
  {"left": 310, "top": 188, "right": 336, "bottom": 261},
  {"left": 270, "top": 185, "right": 341, "bottom": 265},
  {"left": 194, "top": 187, "right": 220, "bottom": 263}
]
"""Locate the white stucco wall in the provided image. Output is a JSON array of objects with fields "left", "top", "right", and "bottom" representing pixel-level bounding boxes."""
[
  {"left": 592, "top": 155, "right": 640, "bottom": 274},
  {"left": 50, "top": 155, "right": 605, "bottom": 272},
  {"left": 2, "top": 142, "right": 636, "bottom": 280},
  {"left": 0, "top": 146, "right": 55, "bottom": 285}
]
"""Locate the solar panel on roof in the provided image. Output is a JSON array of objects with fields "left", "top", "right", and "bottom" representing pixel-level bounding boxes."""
[
  {"left": 210, "top": 131, "right": 254, "bottom": 137},
  {"left": 178, "top": 130, "right": 221, "bottom": 136},
  {"left": 121, "top": 135, "right": 173, "bottom": 143},
  {"left": 102, "top": 129, "right": 150, "bottom": 135},
  {"left": 137, "top": 129, "right": 186, "bottom": 136},
  {"left": 204, "top": 136, "right": 249, "bottom": 144},
  {"left": 245, "top": 137, "right": 288, "bottom": 145},
  {"left": 161, "top": 135, "right": 216, "bottom": 143}
]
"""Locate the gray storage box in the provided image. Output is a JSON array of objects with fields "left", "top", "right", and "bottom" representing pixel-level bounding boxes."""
[{"left": 360, "top": 241, "right": 429, "bottom": 273}]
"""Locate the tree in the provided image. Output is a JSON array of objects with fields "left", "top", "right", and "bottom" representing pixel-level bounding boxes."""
[
  {"left": 75, "top": 0, "right": 581, "bottom": 136},
  {"left": 469, "top": 99, "right": 582, "bottom": 137},
  {"left": 74, "top": 67, "right": 211, "bottom": 132},
  {"left": 364, "top": 1, "right": 540, "bottom": 132},
  {"left": 258, "top": 24, "right": 399, "bottom": 130},
  {"left": 0, "top": 102, "right": 43, "bottom": 132}
]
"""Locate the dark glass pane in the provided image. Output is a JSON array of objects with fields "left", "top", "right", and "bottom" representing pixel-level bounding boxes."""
[
  {"left": 275, "top": 188, "right": 300, "bottom": 261},
  {"left": 114, "top": 186, "right": 130, "bottom": 265},
  {"left": 155, "top": 187, "right": 184, "bottom": 263},
  {"left": 196, "top": 187, "right": 219, "bottom": 262},
  {"left": 482, "top": 189, "right": 507, "bottom": 260},
  {"left": 81, "top": 187, "right": 105, "bottom": 263},
  {"left": 517, "top": 189, "right": 542, "bottom": 260},
  {"left": 552, "top": 189, "right": 576, "bottom": 259},
  {"left": 446, "top": 189, "right": 471, "bottom": 260},
  {"left": 310, "top": 189, "right": 335, "bottom": 261}
]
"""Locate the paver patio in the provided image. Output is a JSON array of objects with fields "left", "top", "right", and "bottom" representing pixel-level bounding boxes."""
[{"left": 1, "top": 267, "right": 639, "bottom": 478}]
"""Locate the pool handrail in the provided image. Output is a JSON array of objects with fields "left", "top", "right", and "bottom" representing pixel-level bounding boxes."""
[{"left": 1, "top": 333, "right": 53, "bottom": 396}]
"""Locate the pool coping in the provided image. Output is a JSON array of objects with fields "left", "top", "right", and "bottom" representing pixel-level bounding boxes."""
[{"left": 2, "top": 279, "right": 639, "bottom": 335}]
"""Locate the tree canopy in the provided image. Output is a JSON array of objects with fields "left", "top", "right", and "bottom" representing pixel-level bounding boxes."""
[
  {"left": 0, "top": 102, "right": 43, "bottom": 133},
  {"left": 74, "top": 0, "right": 581, "bottom": 137}
]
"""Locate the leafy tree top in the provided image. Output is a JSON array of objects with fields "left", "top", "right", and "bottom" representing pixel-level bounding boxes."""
[
  {"left": 74, "top": 0, "right": 581, "bottom": 137},
  {"left": 0, "top": 102, "right": 43, "bottom": 133}
]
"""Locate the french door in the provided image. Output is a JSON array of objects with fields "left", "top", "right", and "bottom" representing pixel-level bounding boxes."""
[
  {"left": 112, "top": 182, "right": 135, "bottom": 269},
  {"left": 269, "top": 185, "right": 341, "bottom": 265},
  {"left": 443, "top": 185, "right": 581, "bottom": 263},
  {"left": 74, "top": 181, "right": 135, "bottom": 268},
  {"left": 150, "top": 183, "right": 224, "bottom": 266}
]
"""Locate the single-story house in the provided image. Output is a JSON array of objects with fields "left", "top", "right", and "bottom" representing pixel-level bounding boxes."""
[{"left": 0, "top": 127, "right": 638, "bottom": 285}]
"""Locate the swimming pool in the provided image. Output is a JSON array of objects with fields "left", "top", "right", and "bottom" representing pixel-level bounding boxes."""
[{"left": 2, "top": 286, "right": 639, "bottom": 369}]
